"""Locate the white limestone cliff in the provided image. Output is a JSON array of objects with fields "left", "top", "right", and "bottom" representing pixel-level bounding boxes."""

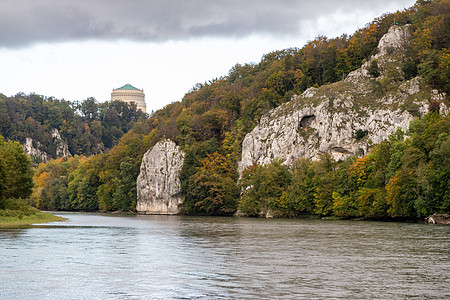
[
  {"left": 136, "top": 139, "right": 185, "bottom": 214},
  {"left": 24, "top": 137, "right": 48, "bottom": 162},
  {"left": 346, "top": 25, "right": 413, "bottom": 81},
  {"left": 238, "top": 25, "right": 447, "bottom": 175},
  {"left": 23, "top": 128, "right": 70, "bottom": 162},
  {"left": 51, "top": 128, "right": 71, "bottom": 158}
]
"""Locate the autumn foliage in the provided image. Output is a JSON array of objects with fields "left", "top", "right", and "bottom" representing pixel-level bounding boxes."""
[{"left": 24, "top": 0, "right": 450, "bottom": 218}]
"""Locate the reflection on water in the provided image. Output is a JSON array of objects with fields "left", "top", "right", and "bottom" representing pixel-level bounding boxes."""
[{"left": 1, "top": 212, "right": 450, "bottom": 299}]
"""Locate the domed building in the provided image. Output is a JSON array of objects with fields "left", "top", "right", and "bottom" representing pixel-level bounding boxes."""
[{"left": 111, "top": 83, "right": 146, "bottom": 113}]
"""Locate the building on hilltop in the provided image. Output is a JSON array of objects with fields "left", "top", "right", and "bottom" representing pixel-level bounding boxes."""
[{"left": 111, "top": 83, "right": 146, "bottom": 113}]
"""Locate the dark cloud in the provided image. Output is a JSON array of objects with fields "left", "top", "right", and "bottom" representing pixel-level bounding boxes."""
[{"left": 0, "top": 0, "right": 414, "bottom": 48}]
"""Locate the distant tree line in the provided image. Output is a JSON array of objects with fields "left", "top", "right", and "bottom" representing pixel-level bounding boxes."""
[{"left": 0, "top": 94, "right": 146, "bottom": 161}]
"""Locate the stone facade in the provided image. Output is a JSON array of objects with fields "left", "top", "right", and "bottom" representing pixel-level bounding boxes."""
[{"left": 111, "top": 83, "right": 147, "bottom": 113}]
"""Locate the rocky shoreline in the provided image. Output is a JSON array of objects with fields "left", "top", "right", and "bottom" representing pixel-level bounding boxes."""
[{"left": 425, "top": 214, "right": 450, "bottom": 225}]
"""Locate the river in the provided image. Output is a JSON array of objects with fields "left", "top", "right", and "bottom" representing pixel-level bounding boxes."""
[{"left": 1, "top": 212, "right": 449, "bottom": 299}]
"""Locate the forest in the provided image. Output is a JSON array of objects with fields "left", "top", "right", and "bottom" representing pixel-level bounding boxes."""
[
  {"left": 1, "top": 0, "right": 449, "bottom": 220},
  {"left": 0, "top": 94, "right": 146, "bottom": 160}
]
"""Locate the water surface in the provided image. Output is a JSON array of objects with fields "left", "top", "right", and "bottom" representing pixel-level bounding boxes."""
[{"left": 1, "top": 212, "right": 449, "bottom": 299}]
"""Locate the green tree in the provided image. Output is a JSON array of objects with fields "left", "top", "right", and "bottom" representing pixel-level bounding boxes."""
[
  {"left": 67, "top": 159, "right": 99, "bottom": 211},
  {"left": 312, "top": 154, "right": 337, "bottom": 216},
  {"left": 438, "top": 48, "right": 450, "bottom": 93},
  {"left": 418, "top": 50, "right": 440, "bottom": 87},
  {"left": 185, "top": 153, "right": 238, "bottom": 215},
  {"left": 112, "top": 157, "right": 138, "bottom": 212},
  {"left": 48, "top": 176, "right": 69, "bottom": 210},
  {"left": 429, "top": 133, "right": 450, "bottom": 212},
  {"left": 386, "top": 170, "right": 417, "bottom": 218},
  {"left": 179, "top": 138, "right": 219, "bottom": 201},
  {"left": 282, "top": 158, "right": 316, "bottom": 215},
  {"left": 332, "top": 191, "right": 358, "bottom": 218},
  {"left": 0, "top": 153, "right": 6, "bottom": 205},
  {"left": 45, "top": 105, "right": 63, "bottom": 129},
  {"left": 368, "top": 59, "right": 380, "bottom": 77},
  {"left": 0, "top": 137, "right": 34, "bottom": 201},
  {"left": 239, "top": 160, "right": 291, "bottom": 216}
]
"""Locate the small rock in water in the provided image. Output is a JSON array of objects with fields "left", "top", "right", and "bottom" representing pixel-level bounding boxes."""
[{"left": 425, "top": 214, "right": 450, "bottom": 225}]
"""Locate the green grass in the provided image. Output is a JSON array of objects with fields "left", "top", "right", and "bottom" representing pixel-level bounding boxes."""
[{"left": 0, "top": 208, "right": 66, "bottom": 228}]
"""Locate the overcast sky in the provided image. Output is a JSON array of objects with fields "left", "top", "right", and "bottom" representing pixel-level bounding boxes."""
[{"left": 0, "top": 0, "right": 416, "bottom": 113}]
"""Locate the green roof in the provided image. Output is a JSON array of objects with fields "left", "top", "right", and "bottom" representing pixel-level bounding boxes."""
[{"left": 116, "top": 83, "right": 139, "bottom": 90}]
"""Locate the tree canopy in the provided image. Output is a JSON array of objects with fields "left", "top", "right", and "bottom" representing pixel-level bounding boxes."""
[
  {"left": 0, "top": 94, "right": 147, "bottom": 161},
  {"left": 0, "top": 136, "right": 34, "bottom": 208},
  {"left": 21, "top": 0, "right": 450, "bottom": 218}
]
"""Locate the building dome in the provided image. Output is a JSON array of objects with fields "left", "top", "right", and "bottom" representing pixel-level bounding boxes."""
[{"left": 111, "top": 83, "right": 146, "bottom": 113}]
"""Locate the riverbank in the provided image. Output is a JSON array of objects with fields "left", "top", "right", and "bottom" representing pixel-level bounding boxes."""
[{"left": 0, "top": 208, "right": 66, "bottom": 228}]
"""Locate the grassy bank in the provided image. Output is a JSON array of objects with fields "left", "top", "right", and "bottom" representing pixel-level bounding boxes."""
[{"left": 0, "top": 207, "right": 65, "bottom": 228}]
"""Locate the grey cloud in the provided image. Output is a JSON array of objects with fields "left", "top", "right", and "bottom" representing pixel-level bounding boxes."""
[{"left": 0, "top": 0, "right": 414, "bottom": 48}]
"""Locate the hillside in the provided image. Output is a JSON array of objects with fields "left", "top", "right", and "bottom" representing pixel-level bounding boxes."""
[
  {"left": 238, "top": 25, "right": 447, "bottom": 174},
  {"left": 0, "top": 95, "right": 146, "bottom": 162},
  {"left": 29, "top": 0, "right": 449, "bottom": 219}
]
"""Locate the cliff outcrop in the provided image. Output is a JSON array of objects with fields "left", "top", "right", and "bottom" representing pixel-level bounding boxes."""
[
  {"left": 136, "top": 139, "right": 185, "bottom": 214},
  {"left": 23, "top": 128, "right": 70, "bottom": 162},
  {"left": 238, "top": 25, "right": 447, "bottom": 175},
  {"left": 52, "top": 128, "right": 71, "bottom": 158}
]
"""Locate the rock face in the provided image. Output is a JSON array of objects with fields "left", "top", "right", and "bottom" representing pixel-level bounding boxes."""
[
  {"left": 425, "top": 214, "right": 450, "bottom": 225},
  {"left": 238, "top": 25, "right": 447, "bottom": 175},
  {"left": 51, "top": 128, "right": 71, "bottom": 158},
  {"left": 24, "top": 137, "right": 48, "bottom": 162},
  {"left": 136, "top": 139, "right": 185, "bottom": 214},
  {"left": 346, "top": 25, "right": 413, "bottom": 81},
  {"left": 23, "top": 128, "right": 71, "bottom": 162}
]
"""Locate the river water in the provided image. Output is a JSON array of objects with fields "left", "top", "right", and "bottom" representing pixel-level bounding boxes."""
[{"left": 1, "top": 213, "right": 449, "bottom": 299}]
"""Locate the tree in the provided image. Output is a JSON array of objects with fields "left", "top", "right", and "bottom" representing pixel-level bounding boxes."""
[
  {"left": 418, "top": 50, "right": 440, "bottom": 87},
  {"left": 0, "top": 137, "right": 34, "bottom": 201},
  {"left": 239, "top": 160, "right": 291, "bottom": 216},
  {"left": 429, "top": 133, "right": 450, "bottom": 212},
  {"left": 0, "top": 153, "right": 6, "bottom": 205},
  {"left": 67, "top": 158, "right": 99, "bottom": 211},
  {"left": 312, "top": 154, "right": 337, "bottom": 216},
  {"left": 332, "top": 191, "right": 358, "bottom": 218},
  {"left": 45, "top": 105, "right": 63, "bottom": 129},
  {"left": 386, "top": 170, "right": 417, "bottom": 218},
  {"left": 368, "top": 59, "right": 380, "bottom": 77},
  {"left": 48, "top": 176, "right": 69, "bottom": 210},
  {"left": 81, "top": 97, "right": 99, "bottom": 121},
  {"left": 112, "top": 157, "right": 138, "bottom": 212},
  {"left": 282, "top": 158, "right": 316, "bottom": 216},
  {"left": 321, "top": 43, "right": 338, "bottom": 84},
  {"left": 438, "top": 48, "right": 450, "bottom": 93},
  {"left": 179, "top": 138, "right": 219, "bottom": 203},
  {"left": 183, "top": 153, "right": 238, "bottom": 215}
]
